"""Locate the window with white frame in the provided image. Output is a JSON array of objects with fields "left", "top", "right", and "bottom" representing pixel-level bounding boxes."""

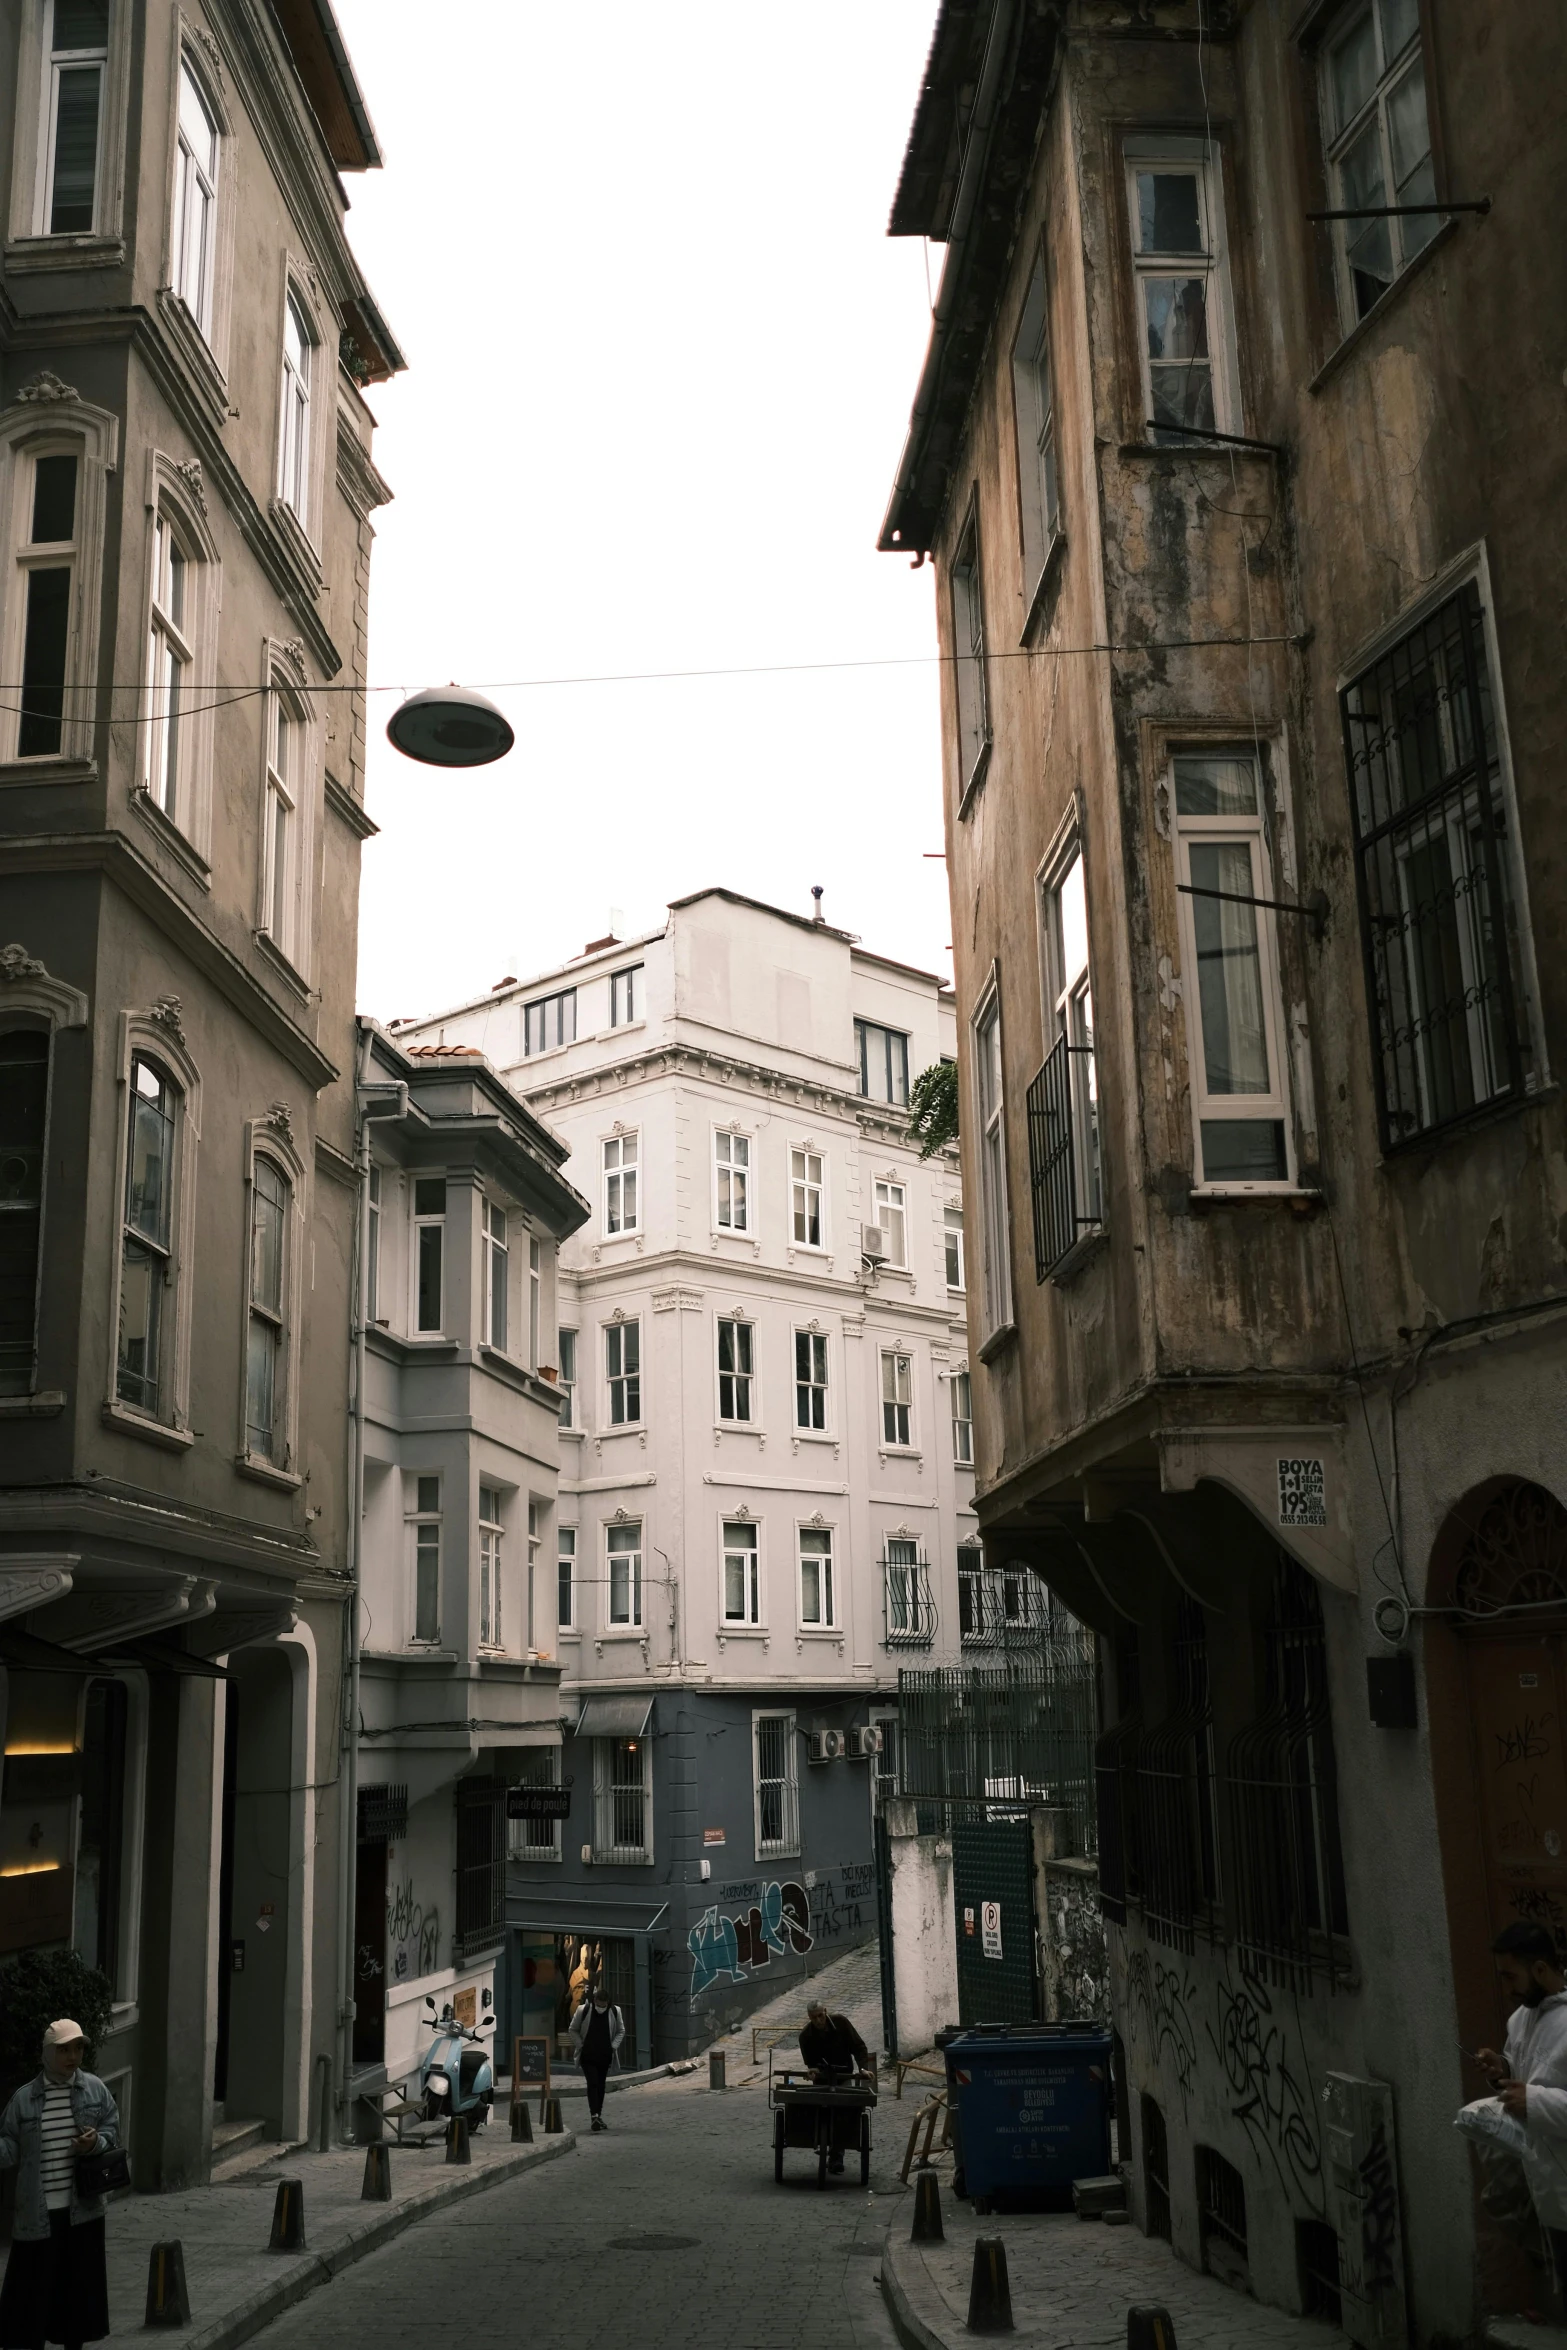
[
  {"left": 510, "top": 1747, "right": 562, "bottom": 1859},
  {"left": 557, "top": 1326, "right": 577, "bottom": 1427},
  {"left": 790, "top": 1147, "right": 823, "bottom": 1247},
  {"left": 950, "top": 505, "right": 990, "bottom": 800},
  {"left": 593, "top": 1735, "right": 650, "bottom": 1861},
  {"left": 606, "top": 1520, "right": 643, "bottom": 1627},
  {"left": 1011, "top": 250, "right": 1060, "bottom": 607},
  {"left": 723, "top": 1519, "right": 761, "bottom": 1626},
  {"left": 714, "top": 1129, "right": 750, "bottom": 1231},
  {"left": 881, "top": 1350, "right": 914, "bottom": 1449},
  {"left": 798, "top": 1527, "right": 835, "bottom": 1628},
  {"left": 609, "top": 965, "right": 641, "bottom": 1025},
  {"left": 481, "top": 1199, "right": 508, "bottom": 1350},
  {"left": 40, "top": 0, "right": 108, "bottom": 235},
  {"left": 263, "top": 684, "right": 302, "bottom": 962},
  {"left": 143, "top": 509, "right": 191, "bottom": 817},
  {"left": 794, "top": 1329, "right": 828, "bottom": 1431},
  {"left": 1321, "top": 0, "right": 1435, "bottom": 327},
  {"left": 944, "top": 1203, "right": 965, "bottom": 1292},
  {"left": 606, "top": 1318, "right": 641, "bottom": 1424},
  {"left": 717, "top": 1317, "right": 753, "bottom": 1423},
  {"left": 528, "top": 1237, "right": 541, "bottom": 1369},
  {"left": 951, "top": 1370, "right": 974, "bottom": 1466},
  {"left": 754, "top": 1713, "right": 799, "bottom": 1859},
  {"left": 413, "top": 1178, "right": 445, "bottom": 1332},
  {"left": 409, "top": 1475, "right": 441, "bottom": 1643},
  {"left": 16, "top": 447, "right": 79, "bottom": 760},
  {"left": 884, "top": 1536, "right": 928, "bottom": 1644},
  {"left": 171, "top": 57, "right": 218, "bottom": 336},
  {"left": 1125, "top": 137, "right": 1239, "bottom": 442},
  {"left": 974, "top": 995, "right": 1013, "bottom": 1331},
  {"left": 524, "top": 988, "right": 576, "bottom": 1056},
  {"left": 602, "top": 1132, "right": 639, "bottom": 1233},
  {"left": 855, "top": 1020, "right": 910, "bottom": 1108},
  {"left": 116, "top": 1056, "right": 178, "bottom": 1417},
  {"left": 526, "top": 1500, "right": 540, "bottom": 1652},
  {"left": 1038, "top": 840, "right": 1104, "bottom": 1249},
  {"left": 873, "top": 1178, "right": 907, "bottom": 1269},
  {"left": 0, "top": 1028, "right": 51, "bottom": 1398},
  {"left": 557, "top": 1523, "right": 576, "bottom": 1631},
  {"left": 277, "top": 290, "right": 313, "bottom": 520},
  {"left": 1172, "top": 752, "right": 1294, "bottom": 1187},
  {"left": 478, "top": 1483, "right": 504, "bottom": 1649},
  {"left": 245, "top": 1156, "right": 289, "bottom": 1463}
]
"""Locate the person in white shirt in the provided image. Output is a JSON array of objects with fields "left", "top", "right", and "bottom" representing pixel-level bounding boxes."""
[
  {"left": 1476, "top": 1921, "right": 1567, "bottom": 2295},
  {"left": 0, "top": 2017, "right": 120, "bottom": 2348}
]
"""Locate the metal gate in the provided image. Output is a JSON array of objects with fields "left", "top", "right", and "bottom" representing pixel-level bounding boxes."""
[
  {"left": 952, "top": 1816, "right": 1038, "bottom": 2025},
  {"left": 873, "top": 1811, "right": 898, "bottom": 2059}
]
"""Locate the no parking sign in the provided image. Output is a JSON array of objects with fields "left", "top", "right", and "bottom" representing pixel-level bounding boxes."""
[{"left": 981, "top": 1900, "right": 1003, "bottom": 1960}]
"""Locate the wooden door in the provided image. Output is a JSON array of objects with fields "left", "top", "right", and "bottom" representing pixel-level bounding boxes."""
[{"left": 1462, "top": 1634, "right": 1567, "bottom": 2022}]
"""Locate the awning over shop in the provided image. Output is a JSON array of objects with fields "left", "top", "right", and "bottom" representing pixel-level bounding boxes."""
[
  {"left": 572, "top": 1695, "right": 653, "bottom": 1741},
  {"left": 504, "top": 1892, "right": 669, "bottom": 1937}
]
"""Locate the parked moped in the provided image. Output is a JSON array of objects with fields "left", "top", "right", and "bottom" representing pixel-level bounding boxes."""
[{"left": 418, "top": 1992, "right": 496, "bottom": 2128}]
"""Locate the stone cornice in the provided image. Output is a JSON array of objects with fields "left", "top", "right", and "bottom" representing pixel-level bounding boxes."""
[
  {"left": 0, "top": 1482, "right": 319, "bottom": 1577},
  {"left": 335, "top": 411, "right": 393, "bottom": 522},
  {"left": 558, "top": 1241, "right": 967, "bottom": 1328},
  {"left": 323, "top": 767, "right": 377, "bottom": 839}
]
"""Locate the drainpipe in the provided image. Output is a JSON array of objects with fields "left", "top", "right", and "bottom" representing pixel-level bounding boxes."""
[{"left": 336, "top": 1026, "right": 408, "bottom": 2138}]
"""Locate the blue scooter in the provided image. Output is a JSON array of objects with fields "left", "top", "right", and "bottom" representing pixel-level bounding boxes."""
[{"left": 418, "top": 1992, "right": 496, "bottom": 2129}]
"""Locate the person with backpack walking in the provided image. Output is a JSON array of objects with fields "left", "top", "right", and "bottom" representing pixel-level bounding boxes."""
[
  {"left": 0, "top": 2019, "right": 121, "bottom": 2349},
  {"left": 568, "top": 1984, "right": 626, "bottom": 2133}
]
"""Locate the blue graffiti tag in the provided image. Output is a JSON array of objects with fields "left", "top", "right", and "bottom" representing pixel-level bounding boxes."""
[
  {"left": 689, "top": 1880, "right": 814, "bottom": 2003},
  {"left": 687, "top": 1906, "right": 744, "bottom": 1997}
]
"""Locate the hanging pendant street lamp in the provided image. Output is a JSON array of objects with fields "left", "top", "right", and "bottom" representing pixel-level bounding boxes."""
[{"left": 386, "top": 685, "right": 514, "bottom": 767}]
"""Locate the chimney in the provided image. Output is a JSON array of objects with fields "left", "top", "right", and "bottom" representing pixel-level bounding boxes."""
[{"left": 811, "top": 886, "right": 824, "bottom": 924}]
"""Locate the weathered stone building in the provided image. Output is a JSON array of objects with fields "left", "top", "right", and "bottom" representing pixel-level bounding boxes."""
[
  {"left": 0, "top": 0, "right": 399, "bottom": 2182},
  {"left": 881, "top": 0, "right": 1565, "bottom": 2334}
]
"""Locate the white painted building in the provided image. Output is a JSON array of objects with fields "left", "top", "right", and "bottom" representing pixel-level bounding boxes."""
[{"left": 398, "top": 889, "right": 974, "bottom": 2058}]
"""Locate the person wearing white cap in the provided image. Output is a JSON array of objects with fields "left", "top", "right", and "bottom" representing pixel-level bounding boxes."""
[{"left": 0, "top": 2020, "right": 119, "bottom": 2347}]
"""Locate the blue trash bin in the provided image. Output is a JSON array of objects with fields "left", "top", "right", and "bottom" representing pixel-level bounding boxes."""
[{"left": 943, "top": 2024, "right": 1112, "bottom": 2211}]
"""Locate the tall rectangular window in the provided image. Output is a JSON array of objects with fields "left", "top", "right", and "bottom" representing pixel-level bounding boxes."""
[
  {"left": 526, "top": 1499, "right": 539, "bottom": 1653},
  {"left": 607, "top": 1520, "right": 643, "bottom": 1626},
  {"left": 277, "top": 292, "right": 313, "bottom": 519},
  {"left": 117, "top": 1056, "right": 176, "bottom": 1415},
  {"left": 413, "top": 1178, "right": 445, "bottom": 1331},
  {"left": 365, "top": 1164, "right": 381, "bottom": 1323},
  {"left": 18, "top": 451, "right": 78, "bottom": 759},
  {"left": 1172, "top": 754, "right": 1293, "bottom": 1187},
  {"left": 884, "top": 1537, "right": 927, "bottom": 1645},
  {"left": 798, "top": 1528, "right": 835, "bottom": 1628},
  {"left": 481, "top": 1199, "right": 508, "bottom": 1350},
  {"left": 855, "top": 1020, "right": 910, "bottom": 1107},
  {"left": 1322, "top": 0, "right": 1435, "bottom": 326},
  {"left": 950, "top": 508, "right": 990, "bottom": 800},
  {"left": 951, "top": 1370, "right": 973, "bottom": 1466},
  {"left": 1126, "top": 138, "right": 1239, "bottom": 442},
  {"left": 975, "top": 997, "right": 1013, "bottom": 1330},
  {"left": 171, "top": 59, "right": 218, "bottom": 336},
  {"left": 603, "top": 1132, "right": 639, "bottom": 1233},
  {"left": 245, "top": 1157, "right": 288, "bottom": 1461},
  {"left": 1342, "top": 581, "right": 1528, "bottom": 1146},
  {"left": 0, "top": 1031, "right": 49, "bottom": 1397},
  {"left": 717, "top": 1318, "right": 753, "bottom": 1422},
  {"left": 609, "top": 965, "right": 641, "bottom": 1025},
  {"left": 714, "top": 1130, "right": 750, "bottom": 1230},
  {"left": 42, "top": 1, "right": 108, "bottom": 235},
  {"left": 944, "top": 1204, "right": 965, "bottom": 1291},
  {"left": 144, "top": 511, "right": 189, "bottom": 816},
  {"left": 606, "top": 1318, "right": 641, "bottom": 1424},
  {"left": 594, "top": 1735, "right": 650, "bottom": 1861},
  {"left": 790, "top": 1147, "right": 823, "bottom": 1246},
  {"left": 265, "top": 689, "right": 300, "bottom": 959},
  {"left": 410, "top": 1475, "right": 441, "bottom": 1643},
  {"left": 479, "top": 1483, "right": 503, "bottom": 1649},
  {"left": 557, "top": 1326, "right": 577, "bottom": 1427},
  {"left": 528, "top": 1237, "right": 541, "bottom": 1369},
  {"left": 723, "top": 1519, "right": 761, "bottom": 1625},
  {"left": 523, "top": 988, "right": 576, "bottom": 1055},
  {"left": 1011, "top": 251, "right": 1060, "bottom": 607},
  {"left": 873, "top": 1178, "right": 907, "bottom": 1269},
  {"left": 754, "top": 1713, "right": 798, "bottom": 1859},
  {"left": 557, "top": 1523, "right": 576, "bottom": 1631},
  {"left": 881, "top": 1350, "right": 913, "bottom": 1448},
  {"left": 794, "top": 1330, "right": 828, "bottom": 1431},
  {"left": 1030, "top": 842, "right": 1103, "bottom": 1272}
]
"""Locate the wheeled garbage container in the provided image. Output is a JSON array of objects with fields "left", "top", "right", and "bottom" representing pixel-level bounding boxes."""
[{"left": 943, "top": 2023, "right": 1112, "bottom": 2212}]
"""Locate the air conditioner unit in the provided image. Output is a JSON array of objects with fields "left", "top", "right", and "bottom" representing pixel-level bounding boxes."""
[
  {"left": 847, "top": 1725, "right": 884, "bottom": 1760},
  {"left": 860, "top": 1223, "right": 886, "bottom": 1262},
  {"left": 808, "top": 1727, "right": 847, "bottom": 1764}
]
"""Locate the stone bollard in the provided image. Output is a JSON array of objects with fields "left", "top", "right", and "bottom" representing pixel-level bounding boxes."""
[
  {"left": 361, "top": 2143, "right": 392, "bottom": 2201},
  {"left": 511, "top": 2099, "right": 533, "bottom": 2142},
  {"left": 445, "top": 2115, "right": 471, "bottom": 2165},
  {"left": 1127, "top": 2311, "right": 1178, "bottom": 2350},
  {"left": 268, "top": 2177, "right": 306, "bottom": 2253},
  {"left": 966, "top": 2236, "right": 1014, "bottom": 2334},
  {"left": 911, "top": 2166, "right": 944, "bottom": 2243},
  {"left": 543, "top": 2095, "right": 564, "bottom": 2134},
  {"left": 709, "top": 2050, "right": 726, "bottom": 2092},
  {"left": 144, "top": 2240, "right": 191, "bottom": 2327}
]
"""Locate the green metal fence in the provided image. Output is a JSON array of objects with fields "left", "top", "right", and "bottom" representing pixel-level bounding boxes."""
[{"left": 896, "top": 1631, "right": 1099, "bottom": 1857}]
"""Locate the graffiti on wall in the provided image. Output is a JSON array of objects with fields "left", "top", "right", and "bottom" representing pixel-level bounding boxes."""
[
  {"left": 387, "top": 1878, "right": 441, "bottom": 1981},
  {"left": 688, "top": 1879, "right": 812, "bottom": 2001},
  {"left": 1206, "top": 1962, "right": 1324, "bottom": 2215},
  {"left": 1123, "top": 1948, "right": 1198, "bottom": 2102},
  {"left": 808, "top": 1862, "right": 874, "bottom": 1946}
]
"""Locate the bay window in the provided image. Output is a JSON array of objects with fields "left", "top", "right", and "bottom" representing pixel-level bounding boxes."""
[
  {"left": 481, "top": 1198, "right": 508, "bottom": 1350},
  {"left": 0, "top": 1030, "right": 50, "bottom": 1397},
  {"left": 478, "top": 1484, "right": 504, "bottom": 1650},
  {"left": 413, "top": 1178, "right": 445, "bottom": 1331},
  {"left": 409, "top": 1475, "right": 441, "bottom": 1644}
]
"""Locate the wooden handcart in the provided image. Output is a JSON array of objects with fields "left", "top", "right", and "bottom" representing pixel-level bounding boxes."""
[{"left": 768, "top": 2052, "right": 876, "bottom": 2188}]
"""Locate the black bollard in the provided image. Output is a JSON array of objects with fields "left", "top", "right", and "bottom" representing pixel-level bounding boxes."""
[
  {"left": 709, "top": 2050, "right": 727, "bottom": 2092},
  {"left": 361, "top": 2142, "right": 392, "bottom": 2201},
  {"left": 268, "top": 2176, "right": 306, "bottom": 2253},
  {"left": 144, "top": 2239, "right": 191, "bottom": 2327},
  {"left": 543, "top": 2095, "right": 564, "bottom": 2134},
  {"left": 511, "top": 2098, "right": 533, "bottom": 2142},
  {"left": 1127, "top": 2312, "right": 1178, "bottom": 2350},
  {"left": 911, "top": 2166, "right": 944, "bottom": 2243},
  {"left": 445, "top": 2115, "right": 471, "bottom": 2165},
  {"left": 966, "top": 2236, "right": 1014, "bottom": 2334}
]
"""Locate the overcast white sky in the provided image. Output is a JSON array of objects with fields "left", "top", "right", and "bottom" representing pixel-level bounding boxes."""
[{"left": 330, "top": 1, "right": 949, "bottom": 1027}]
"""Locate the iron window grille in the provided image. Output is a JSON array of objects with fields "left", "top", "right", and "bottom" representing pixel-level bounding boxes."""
[
  {"left": 1197, "top": 2145, "right": 1249, "bottom": 2285},
  {"left": 1096, "top": 1629, "right": 1141, "bottom": 1925},
  {"left": 1026, "top": 1034, "right": 1100, "bottom": 1279},
  {"left": 453, "top": 1775, "right": 505, "bottom": 1963},
  {"left": 593, "top": 1735, "right": 650, "bottom": 1861},
  {"left": 1142, "top": 2094, "right": 1172, "bottom": 2241},
  {"left": 357, "top": 1782, "right": 408, "bottom": 1843},
  {"left": 957, "top": 1556, "right": 1054, "bottom": 1651},
  {"left": 1342, "top": 580, "right": 1527, "bottom": 1151},
  {"left": 1137, "top": 1593, "right": 1221, "bottom": 1954},
  {"left": 754, "top": 1713, "right": 799, "bottom": 1859},
  {"left": 895, "top": 1634, "right": 1099, "bottom": 1857},
  {"left": 882, "top": 1543, "right": 937, "bottom": 1649},
  {"left": 508, "top": 1749, "right": 562, "bottom": 1859}
]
